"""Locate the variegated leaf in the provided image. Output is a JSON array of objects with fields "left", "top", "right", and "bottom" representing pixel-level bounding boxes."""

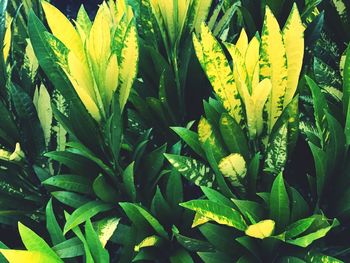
[
  {"left": 33, "top": 85, "right": 52, "bottom": 148},
  {"left": 218, "top": 153, "right": 246, "bottom": 191},
  {"left": 260, "top": 7, "right": 288, "bottom": 133},
  {"left": 164, "top": 154, "right": 215, "bottom": 187},
  {"left": 264, "top": 124, "right": 288, "bottom": 175},
  {"left": 180, "top": 200, "right": 247, "bottom": 231},
  {"left": 193, "top": 24, "right": 242, "bottom": 123},
  {"left": 118, "top": 19, "right": 139, "bottom": 111},
  {"left": 282, "top": 3, "right": 305, "bottom": 107}
]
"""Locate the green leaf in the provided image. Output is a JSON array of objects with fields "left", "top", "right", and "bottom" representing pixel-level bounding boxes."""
[
  {"left": 45, "top": 151, "right": 99, "bottom": 176},
  {"left": 18, "top": 222, "right": 62, "bottom": 262},
  {"left": 305, "top": 251, "right": 343, "bottom": 263},
  {"left": 52, "top": 191, "right": 91, "bottom": 209},
  {"left": 119, "top": 202, "right": 168, "bottom": 239},
  {"left": 173, "top": 228, "right": 213, "bottom": 252},
  {"left": 201, "top": 187, "right": 233, "bottom": 207},
  {"left": 180, "top": 200, "right": 247, "bottom": 231},
  {"left": 93, "top": 174, "right": 119, "bottom": 203},
  {"left": 9, "top": 83, "right": 45, "bottom": 163},
  {"left": 305, "top": 76, "right": 329, "bottom": 146},
  {"left": 63, "top": 201, "right": 113, "bottom": 234},
  {"left": 203, "top": 140, "right": 234, "bottom": 198},
  {"left": 343, "top": 42, "right": 350, "bottom": 115},
  {"left": 170, "top": 249, "right": 194, "bottom": 263},
  {"left": 219, "top": 113, "right": 249, "bottom": 160},
  {"left": 199, "top": 223, "right": 241, "bottom": 254},
  {"left": 286, "top": 219, "right": 339, "bottom": 247},
  {"left": 231, "top": 199, "right": 264, "bottom": 223},
  {"left": 285, "top": 218, "right": 315, "bottom": 239},
  {"left": 198, "top": 251, "right": 233, "bottom": 263},
  {"left": 52, "top": 237, "right": 84, "bottom": 258},
  {"left": 64, "top": 212, "right": 94, "bottom": 263},
  {"left": 166, "top": 170, "right": 183, "bottom": 210},
  {"left": 171, "top": 127, "right": 205, "bottom": 158},
  {"left": 85, "top": 220, "right": 109, "bottom": 263},
  {"left": 289, "top": 187, "right": 309, "bottom": 222},
  {"left": 46, "top": 199, "right": 65, "bottom": 246},
  {"left": 308, "top": 142, "right": 327, "bottom": 199},
  {"left": 164, "top": 154, "right": 215, "bottom": 187},
  {"left": 151, "top": 186, "right": 172, "bottom": 223},
  {"left": 122, "top": 162, "right": 136, "bottom": 202},
  {"left": 247, "top": 153, "right": 260, "bottom": 194},
  {"left": 43, "top": 175, "right": 93, "bottom": 194},
  {"left": 269, "top": 173, "right": 290, "bottom": 231}
]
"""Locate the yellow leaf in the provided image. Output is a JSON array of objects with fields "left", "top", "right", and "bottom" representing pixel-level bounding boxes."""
[
  {"left": 104, "top": 54, "right": 119, "bottom": 105},
  {"left": 134, "top": 235, "right": 161, "bottom": 252},
  {"left": 245, "top": 36, "right": 260, "bottom": 85},
  {"left": 42, "top": 1, "right": 85, "bottom": 64},
  {"left": 282, "top": 3, "right": 304, "bottom": 107},
  {"left": 245, "top": 219, "right": 275, "bottom": 239},
  {"left": 87, "top": 3, "right": 112, "bottom": 100},
  {"left": 218, "top": 154, "right": 247, "bottom": 179},
  {"left": 218, "top": 153, "right": 246, "bottom": 189},
  {"left": 67, "top": 52, "right": 101, "bottom": 121},
  {"left": 0, "top": 249, "right": 62, "bottom": 263},
  {"left": 235, "top": 29, "right": 248, "bottom": 56},
  {"left": 3, "top": 15, "right": 12, "bottom": 62},
  {"left": 193, "top": 24, "right": 242, "bottom": 123},
  {"left": 224, "top": 42, "right": 249, "bottom": 95},
  {"left": 75, "top": 5, "right": 92, "bottom": 43},
  {"left": 192, "top": 212, "right": 210, "bottom": 227},
  {"left": 119, "top": 21, "right": 139, "bottom": 110},
  {"left": 260, "top": 7, "right": 288, "bottom": 133}
]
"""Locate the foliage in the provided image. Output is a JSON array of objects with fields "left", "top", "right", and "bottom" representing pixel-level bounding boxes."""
[{"left": 0, "top": 0, "right": 349, "bottom": 262}]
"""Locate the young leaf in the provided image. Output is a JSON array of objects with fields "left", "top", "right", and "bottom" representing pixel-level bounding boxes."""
[
  {"left": 18, "top": 222, "right": 62, "bottom": 262},
  {"left": 0, "top": 250, "right": 62, "bottom": 263},
  {"left": 245, "top": 220, "right": 275, "bottom": 239}
]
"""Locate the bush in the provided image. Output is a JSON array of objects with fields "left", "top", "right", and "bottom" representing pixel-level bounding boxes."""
[{"left": 0, "top": 0, "right": 349, "bottom": 262}]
